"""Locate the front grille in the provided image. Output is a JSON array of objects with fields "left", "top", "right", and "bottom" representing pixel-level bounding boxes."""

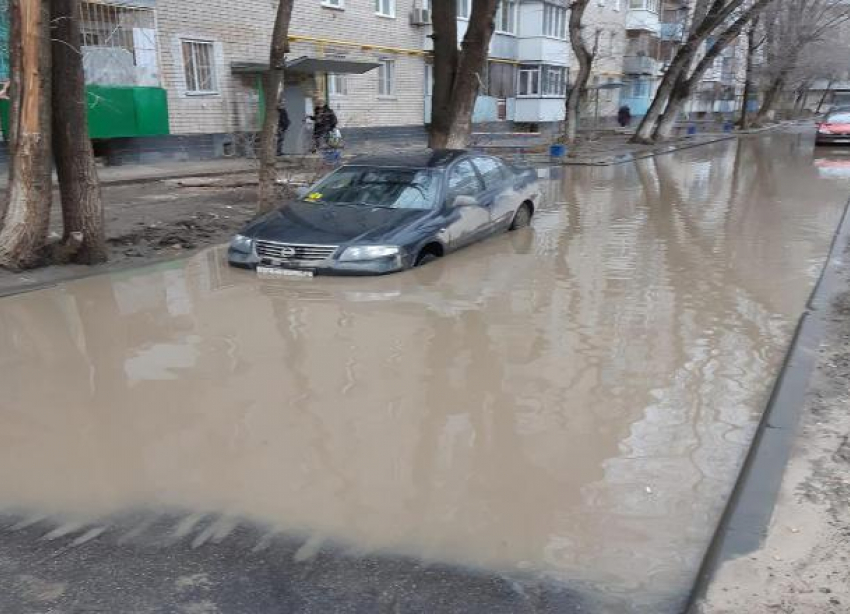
[{"left": 255, "top": 240, "right": 337, "bottom": 262}]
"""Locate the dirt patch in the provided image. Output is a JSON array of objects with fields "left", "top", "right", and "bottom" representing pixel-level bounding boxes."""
[{"left": 699, "top": 246, "right": 850, "bottom": 614}]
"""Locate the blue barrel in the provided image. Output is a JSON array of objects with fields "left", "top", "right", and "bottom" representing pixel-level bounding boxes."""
[
  {"left": 723, "top": 121, "right": 733, "bottom": 133},
  {"left": 550, "top": 144, "right": 567, "bottom": 158},
  {"left": 687, "top": 125, "right": 697, "bottom": 136}
]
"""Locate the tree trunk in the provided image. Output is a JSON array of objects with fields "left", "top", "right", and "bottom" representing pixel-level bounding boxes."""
[
  {"left": 631, "top": 47, "right": 691, "bottom": 143},
  {"left": 563, "top": 0, "right": 592, "bottom": 144},
  {"left": 430, "top": 0, "right": 498, "bottom": 149},
  {"left": 738, "top": 20, "right": 759, "bottom": 130},
  {"left": 0, "top": 0, "right": 52, "bottom": 270},
  {"left": 257, "top": 0, "right": 293, "bottom": 215},
  {"left": 653, "top": 76, "right": 690, "bottom": 140},
  {"left": 50, "top": 0, "right": 106, "bottom": 264},
  {"left": 653, "top": 1, "right": 772, "bottom": 141},
  {"left": 755, "top": 72, "right": 787, "bottom": 125},
  {"left": 816, "top": 78, "right": 833, "bottom": 113},
  {"left": 428, "top": 0, "right": 458, "bottom": 148}
]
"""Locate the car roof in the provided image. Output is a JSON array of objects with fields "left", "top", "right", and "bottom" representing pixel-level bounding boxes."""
[{"left": 347, "top": 149, "right": 471, "bottom": 169}]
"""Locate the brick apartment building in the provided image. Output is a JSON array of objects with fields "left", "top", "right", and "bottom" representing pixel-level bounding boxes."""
[{"left": 0, "top": 0, "right": 746, "bottom": 165}]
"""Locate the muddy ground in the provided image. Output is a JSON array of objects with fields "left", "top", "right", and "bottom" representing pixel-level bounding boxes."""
[
  {"left": 699, "top": 240, "right": 850, "bottom": 614},
  {"left": 0, "top": 173, "right": 316, "bottom": 295}
]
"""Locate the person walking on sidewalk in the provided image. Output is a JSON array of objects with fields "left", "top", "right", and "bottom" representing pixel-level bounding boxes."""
[
  {"left": 310, "top": 102, "right": 338, "bottom": 152},
  {"left": 276, "top": 101, "right": 291, "bottom": 156},
  {"left": 617, "top": 105, "right": 632, "bottom": 128}
]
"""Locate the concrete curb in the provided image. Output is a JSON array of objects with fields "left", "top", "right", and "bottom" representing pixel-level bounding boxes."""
[{"left": 684, "top": 192, "right": 850, "bottom": 613}]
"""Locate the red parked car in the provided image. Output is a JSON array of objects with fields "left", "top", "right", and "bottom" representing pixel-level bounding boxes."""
[{"left": 816, "top": 110, "right": 850, "bottom": 146}]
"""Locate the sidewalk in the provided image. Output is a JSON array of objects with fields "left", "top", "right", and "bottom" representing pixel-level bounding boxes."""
[{"left": 697, "top": 249, "right": 850, "bottom": 614}]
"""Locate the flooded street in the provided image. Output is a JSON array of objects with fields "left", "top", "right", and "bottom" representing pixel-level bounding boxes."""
[{"left": 2, "top": 133, "right": 849, "bottom": 612}]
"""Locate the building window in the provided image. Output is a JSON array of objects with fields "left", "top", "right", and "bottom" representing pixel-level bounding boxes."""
[
  {"left": 328, "top": 73, "right": 347, "bottom": 96},
  {"left": 488, "top": 61, "right": 517, "bottom": 98},
  {"left": 625, "top": 78, "right": 651, "bottom": 98},
  {"left": 378, "top": 59, "right": 395, "bottom": 96},
  {"left": 543, "top": 4, "right": 567, "bottom": 39},
  {"left": 542, "top": 66, "right": 567, "bottom": 96},
  {"left": 375, "top": 0, "right": 395, "bottom": 17},
  {"left": 79, "top": 1, "right": 159, "bottom": 87},
  {"left": 495, "top": 1, "right": 517, "bottom": 34},
  {"left": 425, "top": 64, "right": 433, "bottom": 96},
  {"left": 519, "top": 65, "right": 540, "bottom": 96},
  {"left": 457, "top": 0, "right": 470, "bottom": 18},
  {"left": 629, "top": 0, "right": 660, "bottom": 12},
  {"left": 181, "top": 40, "right": 217, "bottom": 95},
  {"left": 322, "top": 0, "right": 344, "bottom": 8}
]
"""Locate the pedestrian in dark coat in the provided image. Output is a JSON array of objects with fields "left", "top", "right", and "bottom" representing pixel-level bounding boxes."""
[
  {"left": 276, "top": 102, "right": 291, "bottom": 156},
  {"left": 617, "top": 105, "right": 632, "bottom": 128}
]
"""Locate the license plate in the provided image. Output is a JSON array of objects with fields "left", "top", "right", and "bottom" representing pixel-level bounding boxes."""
[{"left": 257, "top": 266, "right": 314, "bottom": 278}]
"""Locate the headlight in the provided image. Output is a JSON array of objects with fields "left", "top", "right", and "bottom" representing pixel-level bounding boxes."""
[
  {"left": 229, "top": 234, "right": 253, "bottom": 253},
  {"left": 339, "top": 245, "right": 400, "bottom": 261}
]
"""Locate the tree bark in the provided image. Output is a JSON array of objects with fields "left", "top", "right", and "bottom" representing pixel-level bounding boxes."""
[
  {"left": 429, "top": 0, "right": 498, "bottom": 149},
  {"left": 257, "top": 0, "right": 293, "bottom": 215},
  {"left": 816, "top": 78, "right": 833, "bottom": 113},
  {"left": 631, "top": 0, "right": 775, "bottom": 144},
  {"left": 738, "top": 19, "right": 760, "bottom": 130},
  {"left": 429, "top": 0, "right": 459, "bottom": 148},
  {"left": 652, "top": 0, "right": 774, "bottom": 141},
  {"left": 754, "top": 71, "right": 787, "bottom": 124},
  {"left": 0, "top": 0, "right": 52, "bottom": 270},
  {"left": 50, "top": 0, "right": 106, "bottom": 264},
  {"left": 563, "top": 0, "right": 592, "bottom": 144},
  {"left": 631, "top": 46, "right": 691, "bottom": 143}
]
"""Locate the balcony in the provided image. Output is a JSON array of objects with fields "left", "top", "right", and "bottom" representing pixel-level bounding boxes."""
[
  {"left": 626, "top": 9, "right": 660, "bottom": 34},
  {"left": 660, "top": 22, "right": 685, "bottom": 41},
  {"left": 623, "top": 55, "right": 659, "bottom": 75}
]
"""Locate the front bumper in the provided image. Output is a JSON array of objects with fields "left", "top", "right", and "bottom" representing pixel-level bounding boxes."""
[
  {"left": 816, "top": 133, "right": 850, "bottom": 145},
  {"left": 227, "top": 247, "right": 411, "bottom": 276}
]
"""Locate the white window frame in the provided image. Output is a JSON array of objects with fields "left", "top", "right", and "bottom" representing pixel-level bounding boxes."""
[
  {"left": 629, "top": 0, "right": 659, "bottom": 12},
  {"left": 322, "top": 0, "right": 344, "bottom": 9},
  {"left": 375, "top": 0, "right": 395, "bottom": 18},
  {"left": 328, "top": 73, "right": 348, "bottom": 96},
  {"left": 518, "top": 65, "right": 540, "bottom": 97},
  {"left": 457, "top": 0, "right": 470, "bottom": 19},
  {"left": 378, "top": 59, "right": 396, "bottom": 97},
  {"left": 543, "top": 3, "right": 567, "bottom": 40},
  {"left": 495, "top": 0, "right": 518, "bottom": 35},
  {"left": 181, "top": 39, "right": 218, "bottom": 96},
  {"left": 541, "top": 65, "right": 567, "bottom": 97}
]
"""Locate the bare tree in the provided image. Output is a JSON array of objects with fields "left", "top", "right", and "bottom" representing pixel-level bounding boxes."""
[
  {"left": 563, "top": 0, "right": 593, "bottom": 144},
  {"left": 51, "top": 0, "right": 106, "bottom": 264},
  {"left": 754, "top": 0, "right": 850, "bottom": 124},
  {"left": 738, "top": 15, "right": 765, "bottom": 129},
  {"left": 257, "top": 0, "right": 294, "bottom": 215},
  {"left": 653, "top": 3, "right": 772, "bottom": 140},
  {"left": 632, "top": 0, "right": 775, "bottom": 144},
  {"left": 0, "top": 0, "right": 52, "bottom": 269},
  {"left": 429, "top": 0, "right": 499, "bottom": 149}
]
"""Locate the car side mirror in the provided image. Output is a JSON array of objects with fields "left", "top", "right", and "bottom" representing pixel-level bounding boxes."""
[
  {"left": 294, "top": 186, "right": 310, "bottom": 199},
  {"left": 452, "top": 195, "right": 478, "bottom": 208}
]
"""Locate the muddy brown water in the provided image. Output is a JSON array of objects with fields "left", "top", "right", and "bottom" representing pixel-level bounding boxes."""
[{"left": 1, "top": 134, "right": 849, "bottom": 611}]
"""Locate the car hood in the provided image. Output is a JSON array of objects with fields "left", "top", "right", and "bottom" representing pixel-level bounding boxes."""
[{"left": 244, "top": 201, "right": 432, "bottom": 246}]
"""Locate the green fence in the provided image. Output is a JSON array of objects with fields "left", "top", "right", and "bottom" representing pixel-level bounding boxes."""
[
  {"left": 0, "top": 86, "right": 170, "bottom": 140},
  {"left": 0, "top": 0, "right": 8, "bottom": 82}
]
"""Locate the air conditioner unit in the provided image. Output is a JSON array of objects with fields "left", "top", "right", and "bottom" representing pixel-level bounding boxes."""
[{"left": 410, "top": 8, "right": 431, "bottom": 25}]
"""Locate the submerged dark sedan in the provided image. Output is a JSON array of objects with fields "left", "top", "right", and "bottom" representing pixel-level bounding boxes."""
[{"left": 227, "top": 149, "right": 540, "bottom": 276}]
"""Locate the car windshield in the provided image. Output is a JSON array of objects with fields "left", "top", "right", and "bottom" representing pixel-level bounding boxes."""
[
  {"left": 303, "top": 167, "right": 440, "bottom": 210},
  {"left": 827, "top": 112, "right": 850, "bottom": 123}
]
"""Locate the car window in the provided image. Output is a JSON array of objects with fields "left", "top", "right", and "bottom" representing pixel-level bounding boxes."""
[
  {"left": 305, "top": 167, "right": 440, "bottom": 210},
  {"left": 472, "top": 157, "right": 508, "bottom": 190},
  {"left": 448, "top": 160, "right": 484, "bottom": 199},
  {"left": 828, "top": 112, "right": 850, "bottom": 123}
]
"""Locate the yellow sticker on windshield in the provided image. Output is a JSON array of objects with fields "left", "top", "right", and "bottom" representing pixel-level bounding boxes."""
[{"left": 306, "top": 192, "right": 322, "bottom": 201}]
